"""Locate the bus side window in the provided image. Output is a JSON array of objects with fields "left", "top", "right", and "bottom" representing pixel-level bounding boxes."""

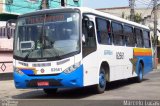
[
  {"left": 143, "top": 30, "right": 151, "bottom": 48},
  {"left": 135, "top": 28, "right": 144, "bottom": 47},
  {"left": 124, "top": 25, "right": 135, "bottom": 47},
  {"left": 112, "top": 22, "right": 124, "bottom": 46},
  {"left": 96, "top": 18, "right": 112, "bottom": 45}
]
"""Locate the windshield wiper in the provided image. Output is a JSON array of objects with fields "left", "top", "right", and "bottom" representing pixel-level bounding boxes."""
[{"left": 24, "top": 43, "right": 36, "bottom": 61}]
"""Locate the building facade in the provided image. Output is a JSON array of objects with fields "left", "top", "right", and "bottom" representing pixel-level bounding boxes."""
[
  {"left": 97, "top": 6, "right": 160, "bottom": 21},
  {"left": 0, "top": 0, "right": 81, "bottom": 15}
]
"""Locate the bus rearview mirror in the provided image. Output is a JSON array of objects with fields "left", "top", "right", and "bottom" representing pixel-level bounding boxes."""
[
  {"left": 82, "top": 34, "right": 86, "bottom": 43},
  {"left": 6, "top": 19, "right": 16, "bottom": 39},
  {"left": 88, "top": 21, "right": 93, "bottom": 30}
]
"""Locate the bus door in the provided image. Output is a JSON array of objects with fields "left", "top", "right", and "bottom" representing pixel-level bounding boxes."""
[{"left": 82, "top": 15, "right": 98, "bottom": 86}]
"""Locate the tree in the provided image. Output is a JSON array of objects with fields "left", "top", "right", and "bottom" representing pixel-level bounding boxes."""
[
  {"left": 121, "top": 12, "right": 125, "bottom": 19},
  {"left": 134, "top": 13, "right": 142, "bottom": 23}
]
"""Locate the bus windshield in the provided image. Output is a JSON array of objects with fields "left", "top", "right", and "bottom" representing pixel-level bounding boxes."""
[{"left": 14, "top": 12, "right": 80, "bottom": 61}]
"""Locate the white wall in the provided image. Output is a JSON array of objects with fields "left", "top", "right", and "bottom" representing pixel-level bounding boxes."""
[
  {"left": 0, "top": 21, "right": 6, "bottom": 27},
  {"left": 0, "top": 38, "right": 13, "bottom": 50}
]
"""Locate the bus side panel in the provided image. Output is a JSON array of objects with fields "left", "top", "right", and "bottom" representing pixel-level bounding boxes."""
[
  {"left": 83, "top": 51, "right": 99, "bottom": 86},
  {"left": 108, "top": 46, "right": 135, "bottom": 81}
]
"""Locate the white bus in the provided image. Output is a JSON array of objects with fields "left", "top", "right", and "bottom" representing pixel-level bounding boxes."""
[{"left": 12, "top": 7, "right": 153, "bottom": 94}]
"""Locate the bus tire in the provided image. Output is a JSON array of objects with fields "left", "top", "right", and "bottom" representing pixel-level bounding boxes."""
[
  {"left": 43, "top": 88, "right": 58, "bottom": 95},
  {"left": 136, "top": 63, "right": 143, "bottom": 83},
  {"left": 94, "top": 67, "right": 106, "bottom": 94}
]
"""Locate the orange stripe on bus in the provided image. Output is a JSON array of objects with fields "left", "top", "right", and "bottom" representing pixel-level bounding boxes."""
[
  {"left": 134, "top": 48, "right": 152, "bottom": 56},
  {"left": 134, "top": 52, "right": 152, "bottom": 56}
]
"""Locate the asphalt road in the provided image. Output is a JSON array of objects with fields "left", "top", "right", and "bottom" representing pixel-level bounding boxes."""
[{"left": 0, "top": 70, "right": 160, "bottom": 106}]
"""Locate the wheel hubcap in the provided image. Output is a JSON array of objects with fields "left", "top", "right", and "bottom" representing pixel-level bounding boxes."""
[
  {"left": 139, "top": 65, "right": 143, "bottom": 80},
  {"left": 99, "top": 71, "right": 105, "bottom": 88}
]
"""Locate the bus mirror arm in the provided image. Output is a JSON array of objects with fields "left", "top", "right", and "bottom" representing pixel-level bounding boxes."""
[
  {"left": 88, "top": 21, "right": 93, "bottom": 30},
  {"left": 6, "top": 19, "right": 16, "bottom": 39}
]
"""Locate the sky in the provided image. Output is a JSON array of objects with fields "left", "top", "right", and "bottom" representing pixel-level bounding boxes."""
[
  {"left": 82, "top": 0, "right": 155, "bottom": 9},
  {"left": 82, "top": 0, "right": 129, "bottom": 9}
]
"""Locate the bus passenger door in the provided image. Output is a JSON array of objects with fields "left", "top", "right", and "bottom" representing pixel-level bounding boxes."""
[{"left": 82, "top": 16, "right": 98, "bottom": 86}]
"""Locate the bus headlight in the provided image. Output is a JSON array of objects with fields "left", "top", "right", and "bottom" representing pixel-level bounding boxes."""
[
  {"left": 64, "top": 62, "right": 81, "bottom": 74},
  {"left": 14, "top": 67, "right": 24, "bottom": 75}
]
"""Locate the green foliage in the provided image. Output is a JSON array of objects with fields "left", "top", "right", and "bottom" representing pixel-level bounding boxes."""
[
  {"left": 134, "top": 13, "right": 142, "bottom": 23},
  {"left": 121, "top": 12, "right": 125, "bottom": 18},
  {"left": 151, "top": 35, "right": 159, "bottom": 46}
]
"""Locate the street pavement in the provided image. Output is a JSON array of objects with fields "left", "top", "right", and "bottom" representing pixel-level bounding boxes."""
[
  {"left": 0, "top": 70, "right": 160, "bottom": 106},
  {"left": 1, "top": 70, "right": 160, "bottom": 100}
]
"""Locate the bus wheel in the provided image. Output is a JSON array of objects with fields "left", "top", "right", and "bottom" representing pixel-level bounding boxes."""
[
  {"left": 94, "top": 67, "right": 106, "bottom": 94},
  {"left": 43, "top": 88, "right": 58, "bottom": 95},
  {"left": 136, "top": 63, "right": 143, "bottom": 83}
]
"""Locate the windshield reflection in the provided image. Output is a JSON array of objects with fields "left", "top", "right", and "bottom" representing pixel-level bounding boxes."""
[{"left": 14, "top": 12, "right": 80, "bottom": 61}]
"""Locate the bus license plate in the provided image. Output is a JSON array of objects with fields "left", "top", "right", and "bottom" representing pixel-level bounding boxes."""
[{"left": 37, "top": 81, "right": 49, "bottom": 86}]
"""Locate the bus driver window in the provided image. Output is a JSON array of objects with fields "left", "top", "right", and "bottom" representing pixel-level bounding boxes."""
[{"left": 82, "top": 17, "right": 96, "bottom": 57}]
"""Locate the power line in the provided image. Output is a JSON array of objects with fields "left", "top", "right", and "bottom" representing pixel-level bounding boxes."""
[
  {"left": 136, "top": 0, "right": 153, "bottom": 6},
  {"left": 141, "top": 0, "right": 153, "bottom": 16},
  {"left": 136, "top": 1, "right": 150, "bottom": 6},
  {"left": 140, "top": 0, "right": 152, "bottom": 4}
]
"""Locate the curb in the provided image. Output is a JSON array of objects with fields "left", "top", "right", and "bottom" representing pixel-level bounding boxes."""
[{"left": 0, "top": 73, "right": 13, "bottom": 81}]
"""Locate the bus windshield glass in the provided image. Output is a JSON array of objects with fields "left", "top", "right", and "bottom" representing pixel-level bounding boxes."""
[{"left": 14, "top": 12, "right": 80, "bottom": 61}]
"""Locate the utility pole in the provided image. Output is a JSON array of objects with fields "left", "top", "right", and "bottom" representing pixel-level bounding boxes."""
[
  {"left": 41, "top": 0, "right": 49, "bottom": 9},
  {"left": 129, "top": 0, "right": 135, "bottom": 21},
  {"left": 153, "top": 0, "right": 158, "bottom": 69}
]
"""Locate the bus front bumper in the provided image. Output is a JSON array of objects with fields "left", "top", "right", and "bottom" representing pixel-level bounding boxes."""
[{"left": 14, "top": 65, "right": 83, "bottom": 89}]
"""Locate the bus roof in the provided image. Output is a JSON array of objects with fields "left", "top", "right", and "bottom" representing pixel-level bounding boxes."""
[
  {"left": 79, "top": 7, "right": 149, "bottom": 30},
  {"left": 19, "top": 7, "right": 149, "bottom": 30}
]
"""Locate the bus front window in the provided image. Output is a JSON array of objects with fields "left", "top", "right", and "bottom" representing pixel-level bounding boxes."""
[{"left": 14, "top": 12, "right": 80, "bottom": 61}]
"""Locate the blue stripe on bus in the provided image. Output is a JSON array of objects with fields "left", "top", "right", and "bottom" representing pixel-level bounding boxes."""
[
  {"left": 21, "top": 69, "right": 34, "bottom": 75},
  {"left": 135, "top": 56, "right": 153, "bottom": 75}
]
